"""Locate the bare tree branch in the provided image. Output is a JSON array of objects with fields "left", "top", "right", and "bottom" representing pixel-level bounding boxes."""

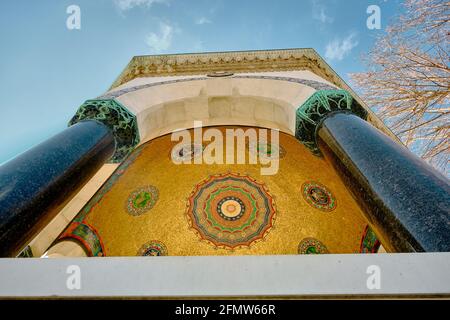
[{"left": 350, "top": 0, "right": 450, "bottom": 175}]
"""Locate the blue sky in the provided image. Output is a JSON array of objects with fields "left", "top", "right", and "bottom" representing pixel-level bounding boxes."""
[{"left": 0, "top": 0, "right": 402, "bottom": 164}]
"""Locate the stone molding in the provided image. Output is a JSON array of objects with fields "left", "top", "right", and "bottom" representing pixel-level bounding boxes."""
[
  {"left": 111, "top": 49, "right": 346, "bottom": 92},
  {"left": 108, "top": 48, "right": 400, "bottom": 144},
  {"left": 100, "top": 74, "right": 336, "bottom": 100}
]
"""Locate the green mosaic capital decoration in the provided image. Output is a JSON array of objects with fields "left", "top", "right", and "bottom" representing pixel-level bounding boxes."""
[
  {"left": 17, "top": 245, "right": 33, "bottom": 258},
  {"left": 69, "top": 99, "right": 140, "bottom": 163},
  {"left": 295, "top": 90, "right": 368, "bottom": 156}
]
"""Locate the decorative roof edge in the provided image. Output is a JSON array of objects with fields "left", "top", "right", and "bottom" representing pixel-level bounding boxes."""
[
  {"left": 111, "top": 48, "right": 339, "bottom": 89},
  {"left": 109, "top": 48, "right": 399, "bottom": 142}
]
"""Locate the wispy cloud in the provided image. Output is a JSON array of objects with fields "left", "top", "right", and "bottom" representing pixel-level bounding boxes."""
[
  {"left": 325, "top": 33, "right": 358, "bottom": 61},
  {"left": 312, "top": 0, "right": 334, "bottom": 24},
  {"left": 114, "top": 0, "right": 168, "bottom": 11},
  {"left": 146, "top": 22, "right": 174, "bottom": 53},
  {"left": 193, "top": 40, "right": 205, "bottom": 51},
  {"left": 195, "top": 17, "right": 212, "bottom": 25}
]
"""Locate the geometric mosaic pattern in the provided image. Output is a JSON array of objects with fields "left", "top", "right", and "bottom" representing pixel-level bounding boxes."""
[
  {"left": 186, "top": 172, "right": 276, "bottom": 250},
  {"left": 138, "top": 241, "right": 168, "bottom": 256},
  {"left": 298, "top": 238, "right": 329, "bottom": 254},
  {"left": 301, "top": 181, "right": 336, "bottom": 212},
  {"left": 56, "top": 127, "right": 370, "bottom": 256},
  {"left": 360, "top": 225, "right": 381, "bottom": 253},
  {"left": 59, "top": 222, "right": 105, "bottom": 257},
  {"left": 126, "top": 185, "right": 159, "bottom": 216}
]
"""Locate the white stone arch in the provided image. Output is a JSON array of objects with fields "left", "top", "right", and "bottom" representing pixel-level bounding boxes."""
[{"left": 110, "top": 75, "right": 336, "bottom": 145}]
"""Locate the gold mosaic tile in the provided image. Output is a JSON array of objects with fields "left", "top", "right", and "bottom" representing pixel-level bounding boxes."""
[{"left": 64, "top": 127, "right": 369, "bottom": 256}]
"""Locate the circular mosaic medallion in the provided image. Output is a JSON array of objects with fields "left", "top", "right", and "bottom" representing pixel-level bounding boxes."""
[
  {"left": 217, "top": 196, "right": 245, "bottom": 221},
  {"left": 248, "top": 141, "right": 286, "bottom": 159},
  {"left": 170, "top": 143, "right": 203, "bottom": 163},
  {"left": 138, "top": 241, "right": 168, "bottom": 256},
  {"left": 298, "top": 238, "right": 329, "bottom": 254},
  {"left": 186, "top": 173, "right": 276, "bottom": 249},
  {"left": 126, "top": 185, "right": 159, "bottom": 216},
  {"left": 301, "top": 181, "right": 336, "bottom": 211}
]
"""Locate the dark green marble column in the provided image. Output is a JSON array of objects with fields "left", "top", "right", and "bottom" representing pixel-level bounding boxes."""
[
  {"left": 0, "top": 99, "right": 140, "bottom": 257},
  {"left": 0, "top": 120, "right": 115, "bottom": 257},
  {"left": 296, "top": 90, "right": 450, "bottom": 253}
]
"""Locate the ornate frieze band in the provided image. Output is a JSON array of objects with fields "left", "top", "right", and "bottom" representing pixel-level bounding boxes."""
[
  {"left": 107, "top": 49, "right": 400, "bottom": 143},
  {"left": 69, "top": 99, "right": 140, "bottom": 163},
  {"left": 110, "top": 49, "right": 343, "bottom": 90},
  {"left": 295, "top": 90, "right": 368, "bottom": 155}
]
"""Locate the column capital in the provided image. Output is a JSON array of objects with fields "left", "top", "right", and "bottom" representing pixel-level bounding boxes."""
[
  {"left": 295, "top": 90, "right": 367, "bottom": 155},
  {"left": 69, "top": 99, "right": 140, "bottom": 163}
]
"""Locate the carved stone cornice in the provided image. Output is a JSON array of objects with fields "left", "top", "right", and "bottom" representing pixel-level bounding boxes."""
[
  {"left": 109, "top": 48, "right": 400, "bottom": 143},
  {"left": 111, "top": 48, "right": 346, "bottom": 91}
]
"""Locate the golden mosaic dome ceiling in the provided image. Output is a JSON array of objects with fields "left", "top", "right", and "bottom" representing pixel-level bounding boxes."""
[{"left": 58, "top": 126, "right": 377, "bottom": 256}]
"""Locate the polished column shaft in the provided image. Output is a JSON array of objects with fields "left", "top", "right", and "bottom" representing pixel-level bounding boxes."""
[
  {"left": 0, "top": 120, "right": 115, "bottom": 257},
  {"left": 318, "top": 113, "right": 450, "bottom": 252}
]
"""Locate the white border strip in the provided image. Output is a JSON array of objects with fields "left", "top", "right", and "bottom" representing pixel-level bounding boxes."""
[{"left": 1, "top": 253, "right": 449, "bottom": 297}]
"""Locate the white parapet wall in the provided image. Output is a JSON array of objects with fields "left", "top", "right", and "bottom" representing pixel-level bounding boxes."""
[{"left": 1, "top": 253, "right": 449, "bottom": 298}]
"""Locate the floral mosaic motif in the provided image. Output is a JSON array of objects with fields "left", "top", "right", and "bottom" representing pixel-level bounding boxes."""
[
  {"left": 59, "top": 222, "right": 105, "bottom": 257},
  {"left": 360, "top": 225, "right": 381, "bottom": 253},
  {"left": 170, "top": 143, "right": 203, "bottom": 163},
  {"left": 69, "top": 99, "right": 140, "bottom": 163},
  {"left": 298, "top": 238, "right": 329, "bottom": 254},
  {"left": 126, "top": 186, "right": 159, "bottom": 216},
  {"left": 186, "top": 173, "right": 276, "bottom": 250},
  {"left": 248, "top": 141, "right": 286, "bottom": 160},
  {"left": 301, "top": 181, "right": 336, "bottom": 212},
  {"left": 295, "top": 90, "right": 368, "bottom": 156},
  {"left": 138, "top": 241, "right": 168, "bottom": 256}
]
